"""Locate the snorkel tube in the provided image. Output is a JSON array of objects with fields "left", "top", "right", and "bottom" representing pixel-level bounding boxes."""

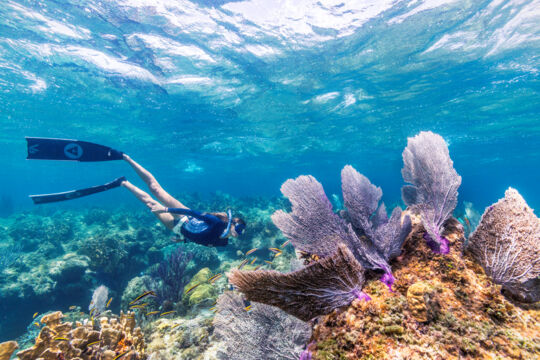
[{"left": 220, "top": 209, "right": 233, "bottom": 238}]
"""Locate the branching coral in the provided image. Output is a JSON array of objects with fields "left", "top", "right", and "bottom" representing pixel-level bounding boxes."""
[
  {"left": 16, "top": 311, "right": 146, "bottom": 360},
  {"left": 401, "top": 131, "right": 461, "bottom": 254},
  {"left": 213, "top": 291, "right": 311, "bottom": 360},
  {"left": 144, "top": 246, "right": 193, "bottom": 304},
  {"left": 468, "top": 187, "right": 540, "bottom": 302},
  {"left": 229, "top": 244, "right": 367, "bottom": 321}
]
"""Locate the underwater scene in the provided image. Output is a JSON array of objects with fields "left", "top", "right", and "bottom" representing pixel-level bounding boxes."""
[{"left": 0, "top": 0, "right": 539, "bottom": 359}]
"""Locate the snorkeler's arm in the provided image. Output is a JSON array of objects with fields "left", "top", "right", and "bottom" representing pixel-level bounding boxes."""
[{"left": 165, "top": 208, "right": 221, "bottom": 224}]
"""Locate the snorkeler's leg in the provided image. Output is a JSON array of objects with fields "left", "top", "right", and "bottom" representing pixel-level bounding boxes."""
[
  {"left": 122, "top": 154, "right": 187, "bottom": 209},
  {"left": 121, "top": 180, "right": 176, "bottom": 230}
]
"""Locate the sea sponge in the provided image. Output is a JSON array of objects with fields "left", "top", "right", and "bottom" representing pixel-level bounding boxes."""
[
  {"left": 468, "top": 187, "right": 540, "bottom": 302},
  {"left": 16, "top": 311, "right": 146, "bottom": 360}
]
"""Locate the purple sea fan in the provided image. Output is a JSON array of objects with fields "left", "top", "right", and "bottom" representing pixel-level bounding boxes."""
[
  {"left": 341, "top": 165, "right": 412, "bottom": 290},
  {"left": 401, "top": 131, "right": 461, "bottom": 254},
  {"left": 213, "top": 291, "right": 311, "bottom": 360},
  {"left": 271, "top": 175, "right": 358, "bottom": 259},
  {"left": 228, "top": 244, "right": 367, "bottom": 321},
  {"left": 467, "top": 188, "right": 540, "bottom": 302}
]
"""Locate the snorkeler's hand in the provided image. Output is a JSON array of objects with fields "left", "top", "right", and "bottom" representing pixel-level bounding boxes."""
[{"left": 151, "top": 204, "right": 167, "bottom": 214}]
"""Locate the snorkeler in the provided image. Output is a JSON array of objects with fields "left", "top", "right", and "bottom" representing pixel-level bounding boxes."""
[
  {"left": 26, "top": 137, "right": 245, "bottom": 247},
  {"left": 120, "top": 154, "right": 246, "bottom": 247}
]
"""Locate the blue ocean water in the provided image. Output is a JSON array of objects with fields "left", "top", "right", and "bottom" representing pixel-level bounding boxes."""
[{"left": 0, "top": 0, "right": 539, "bottom": 348}]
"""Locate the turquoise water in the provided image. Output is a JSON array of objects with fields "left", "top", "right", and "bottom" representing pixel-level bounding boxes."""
[{"left": 0, "top": 0, "right": 539, "bottom": 349}]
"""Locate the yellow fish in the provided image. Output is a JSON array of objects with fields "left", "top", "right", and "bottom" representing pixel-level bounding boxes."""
[
  {"left": 54, "top": 337, "right": 69, "bottom": 341},
  {"left": 33, "top": 312, "right": 38, "bottom": 319},
  {"left": 106, "top": 297, "right": 113, "bottom": 308},
  {"left": 238, "top": 259, "right": 249, "bottom": 270},
  {"left": 268, "top": 247, "right": 282, "bottom": 254},
  {"left": 208, "top": 273, "right": 222, "bottom": 282},
  {"left": 146, "top": 311, "right": 159, "bottom": 316},
  {"left": 245, "top": 248, "right": 258, "bottom": 256},
  {"left": 209, "top": 307, "right": 216, "bottom": 311},
  {"left": 33, "top": 322, "right": 40, "bottom": 328},
  {"left": 274, "top": 252, "right": 282, "bottom": 258},
  {"left": 253, "top": 265, "right": 262, "bottom": 271},
  {"left": 113, "top": 351, "right": 130, "bottom": 360},
  {"left": 171, "top": 323, "right": 181, "bottom": 330},
  {"left": 244, "top": 305, "right": 252, "bottom": 311},
  {"left": 209, "top": 274, "right": 222, "bottom": 284},
  {"left": 69, "top": 306, "right": 77, "bottom": 310},
  {"left": 264, "top": 260, "right": 273, "bottom": 265},
  {"left": 280, "top": 239, "right": 291, "bottom": 248},
  {"left": 250, "top": 257, "right": 257, "bottom": 265},
  {"left": 160, "top": 311, "right": 175, "bottom": 317},
  {"left": 185, "top": 283, "right": 201, "bottom": 295},
  {"left": 86, "top": 340, "right": 100, "bottom": 347},
  {"left": 129, "top": 290, "right": 157, "bottom": 305}
]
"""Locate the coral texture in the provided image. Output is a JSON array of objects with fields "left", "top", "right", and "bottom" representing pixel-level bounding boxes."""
[
  {"left": 0, "top": 341, "right": 18, "bottom": 360},
  {"left": 229, "top": 244, "right": 366, "bottom": 321},
  {"left": 468, "top": 187, "right": 540, "bottom": 302},
  {"left": 402, "top": 131, "right": 461, "bottom": 254},
  {"left": 309, "top": 216, "right": 540, "bottom": 360},
  {"left": 213, "top": 291, "right": 311, "bottom": 360},
  {"left": 16, "top": 311, "right": 146, "bottom": 360}
]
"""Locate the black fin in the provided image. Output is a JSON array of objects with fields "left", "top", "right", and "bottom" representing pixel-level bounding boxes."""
[
  {"left": 26, "top": 137, "right": 123, "bottom": 162},
  {"left": 30, "top": 177, "right": 125, "bottom": 204}
]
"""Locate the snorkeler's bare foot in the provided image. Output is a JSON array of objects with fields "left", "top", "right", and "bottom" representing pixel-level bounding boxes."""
[{"left": 123, "top": 153, "right": 131, "bottom": 161}]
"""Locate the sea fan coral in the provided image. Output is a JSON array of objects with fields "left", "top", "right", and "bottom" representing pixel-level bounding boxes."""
[
  {"left": 213, "top": 291, "right": 311, "bottom": 360},
  {"left": 401, "top": 131, "right": 461, "bottom": 254},
  {"left": 271, "top": 175, "right": 354, "bottom": 258},
  {"left": 468, "top": 188, "right": 540, "bottom": 302},
  {"left": 89, "top": 285, "right": 109, "bottom": 317},
  {"left": 228, "top": 244, "right": 367, "bottom": 321}
]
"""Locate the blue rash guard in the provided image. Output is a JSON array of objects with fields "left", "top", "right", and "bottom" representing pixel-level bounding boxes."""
[{"left": 166, "top": 208, "right": 228, "bottom": 247}]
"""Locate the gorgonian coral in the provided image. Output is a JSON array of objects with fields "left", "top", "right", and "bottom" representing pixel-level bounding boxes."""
[
  {"left": 229, "top": 244, "right": 367, "bottom": 321},
  {"left": 402, "top": 131, "right": 461, "bottom": 254},
  {"left": 271, "top": 168, "right": 410, "bottom": 291},
  {"left": 213, "top": 291, "right": 311, "bottom": 360},
  {"left": 467, "top": 188, "right": 540, "bottom": 302},
  {"left": 89, "top": 285, "right": 109, "bottom": 317}
]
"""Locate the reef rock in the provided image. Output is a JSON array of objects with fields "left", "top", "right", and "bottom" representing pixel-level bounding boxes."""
[
  {"left": 183, "top": 268, "right": 216, "bottom": 306},
  {"left": 16, "top": 311, "right": 146, "bottom": 360},
  {"left": 310, "top": 218, "right": 540, "bottom": 360},
  {"left": 0, "top": 341, "right": 18, "bottom": 360}
]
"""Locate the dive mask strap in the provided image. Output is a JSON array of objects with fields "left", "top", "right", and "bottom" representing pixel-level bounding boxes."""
[{"left": 220, "top": 209, "right": 233, "bottom": 238}]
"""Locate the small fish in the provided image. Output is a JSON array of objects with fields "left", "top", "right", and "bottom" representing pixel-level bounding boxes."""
[
  {"left": 211, "top": 300, "right": 217, "bottom": 306},
  {"left": 146, "top": 311, "right": 160, "bottom": 316},
  {"left": 86, "top": 340, "right": 100, "bottom": 347},
  {"left": 171, "top": 323, "right": 181, "bottom": 330},
  {"left": 244, "top": 305, "right": 252, "bottom": 311},
  {"left": 129, "top": 290, "right": 157, "bottom": 305},
  {"left": 185, "top": 283, "right": 201, "bottom": 295},
  {"left": 89, "top": 308, "right": 95, "bottom": 316},
  {"left": 69, "top": 306, "right": 77, "bottom": 310},
  {"left": 253, "top": 265, "right": 262, "bottom": 271},
  {"left": 129, "top": 304, "right": 145, "bottom": 309},
  {"left": 160, "top": 311, "right": 175, "bottom": 317},
  {"left": 250, "top": 257, "right": 257, "bottom": 265},
  {"left": 33, "top": 322, "right": 40, "bottom": 328},
  {"left": 280, "top": 239, "right": 291, "bottom": 248},
  {"left": 209, "top": 307, "right": 216, "bottom": 311},
  {"left": 33, "top": 312, "right": 38, "bottom": 319},
  {"left": 238, "top": 259, "right": 249, "bottom": 270},
  {"left": 245, "top": 248, "right": 258, "bottom": 256},
  {"left": 274, "top": 252, "right": 282, "bottom": 258},
  {"left": 113, "top": 351, "right": 130, "bottom": 360},
  {"left": 106, "top": 297, "right": 113, "bottom": 308},
  {"left": 264, "top": 260, "right": 273, "bottom": 265},
  {"left": 464, "top": 216, "right": 471, "bottom": 228},
  {"left": 55, "top": 337, "right": 69, "bottom": 341},
  {"left": 268, "top": 247, "right": 282, "bottom": 254},
  {"left": 208, "top": 273, "right": 222, "bottom": 282},
  {"left": 210, "top": 274, "right": 222, "bottom": 284}
]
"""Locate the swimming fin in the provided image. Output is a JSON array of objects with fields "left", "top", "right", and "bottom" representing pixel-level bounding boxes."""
[
  {"left": 26, "top": 137, "right": 123, "bottom": 162},
  {"left": 30, "top": 176, "right": 126, "bottom": 204}
]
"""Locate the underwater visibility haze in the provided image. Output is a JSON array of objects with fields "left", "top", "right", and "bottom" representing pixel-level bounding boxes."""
[{"left": 0, "top": 0, "right": 539, "bottom": 359}]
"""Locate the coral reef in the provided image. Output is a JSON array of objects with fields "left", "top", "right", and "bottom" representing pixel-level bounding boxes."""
[
  {"left": 229, "top": 244, "right": 366, "bottom": 321},
  {"left": 213, "top": 291, "right": 311, "bottom": 360},
  {"left": 309, "top": 217, "right": 540, "bottom": 359},
  {"left": 0, "top": 243, "right": 22, "bottom": 272},
  {"left": 467, "top": 187, "right": 540, "bottom": 302},
  {"left": 183, "top": 267, "right": 217, "bottom": 307},
  {"left": 0, "top": 341, "right": 18, "bottom": 360},
  {"left": 16, "top": 311, "right": 146, "bottom": 360},
  {"left": 401, "top": 131, "right": 461, "bottom": 254}
]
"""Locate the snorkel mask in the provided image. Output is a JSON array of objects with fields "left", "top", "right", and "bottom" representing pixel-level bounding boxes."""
[{"left": 235, "top": 222, "right": 246, "bottom": 235}]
